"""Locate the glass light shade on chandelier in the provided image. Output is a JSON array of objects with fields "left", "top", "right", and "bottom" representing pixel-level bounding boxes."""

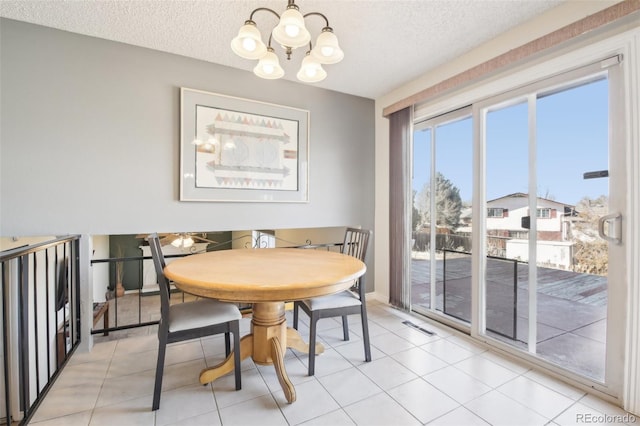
[
  {"left": 310, "top": 28, "right": 344, "bottom": 64},
  {"left": 297, "top": 52, "right": 327, "bottom": 83},
  {"left": 171, "top": 234, "right": 195, "bottom": 249},
  {"left": 230, "top": 0, "right": 343, "bottom": 83},
  {"left": 230, "top": 21, "right": 267, "bottom": 60},
  {"left": 271, "top": 5, "right": 310, "bottom": 48},
  {"left": 254, "top": 47, "right": 285, "bottom": 79}
]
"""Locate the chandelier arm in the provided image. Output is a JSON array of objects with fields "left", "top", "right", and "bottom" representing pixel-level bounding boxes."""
[
  {"left": 192, "top": 235, "right": 218, "bottom": 245},
  {"left": 262, "top": 33, "right": 293, "bottom": 60},
  {"left": 302, "top": 12, "right": 330, "bottom": 28},
  {"left": 249, "top": 7, "right": 280, "bottom": 22}
]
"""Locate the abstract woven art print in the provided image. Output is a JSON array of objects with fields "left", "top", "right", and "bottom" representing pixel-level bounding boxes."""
[
  {"left": 180, "top": 88, "right": 308, "bottom": 202},
  {"left": 193, "top": 107, "right": 299, "bottom": 191}
]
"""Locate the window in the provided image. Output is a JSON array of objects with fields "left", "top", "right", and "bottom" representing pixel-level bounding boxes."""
[
  {"left": 536, "top": 208, "right": 551, "bottom": 218},
  {"left": 487, "top": 208, "right": 504, "bottom": 218}
]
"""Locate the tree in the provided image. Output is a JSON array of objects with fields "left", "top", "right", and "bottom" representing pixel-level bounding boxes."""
[
  {"left": 571, "top": 195, "right": 608, "bottom": 275},
  {"left": 415, "top": 172, "right": 463, "bottom": 231},
  {"left": 411, "top": 190, "right": 421, "bottom": 231}
]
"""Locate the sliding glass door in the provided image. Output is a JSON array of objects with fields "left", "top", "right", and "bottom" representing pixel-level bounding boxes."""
[
  {"left": 408, "top": 56, "right": 627, "bottom": 394},
  {"left": 479, "top": 64, "right": 625, "bottom": 386},
  {"left": 411, "top": 108, "right": 473, "bottom": 327}
]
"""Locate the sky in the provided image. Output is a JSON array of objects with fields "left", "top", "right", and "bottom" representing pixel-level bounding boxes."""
[{"left": 412, "top": 77, "right": 609, "bottom": 207}]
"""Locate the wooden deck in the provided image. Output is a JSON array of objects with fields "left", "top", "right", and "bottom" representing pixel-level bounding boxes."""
[{"left": 410, "top": 255, "right": 607, "bottom": 381}]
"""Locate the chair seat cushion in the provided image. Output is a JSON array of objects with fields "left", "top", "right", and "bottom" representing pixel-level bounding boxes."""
[
  {"left": 169, "top": 298, "right": 241, "bottom": 332},
  {"left": 302, "top": 290, "right": 361, "bottom": 311}
]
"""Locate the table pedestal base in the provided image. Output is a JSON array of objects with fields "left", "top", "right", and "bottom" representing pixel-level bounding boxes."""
[{"left": 198, "top": 302, "right": 324, "bottom": 403}]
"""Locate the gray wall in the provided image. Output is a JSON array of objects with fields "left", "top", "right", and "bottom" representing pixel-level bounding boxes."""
[{"left": 0, "top": 19, "right": 375, "bottom": 238}]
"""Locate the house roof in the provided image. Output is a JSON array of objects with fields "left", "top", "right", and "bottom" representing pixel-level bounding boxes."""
[{"left": 487, "top": 192, "right": 575, "bottom": 208}]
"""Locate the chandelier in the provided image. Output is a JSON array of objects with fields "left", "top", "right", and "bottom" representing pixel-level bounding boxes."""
[
  {"left": 169, "top": 233, "right": 217, "bottom": 249},
  {"left": 231, "top": 0, "right": 344, "bottom": 83}
]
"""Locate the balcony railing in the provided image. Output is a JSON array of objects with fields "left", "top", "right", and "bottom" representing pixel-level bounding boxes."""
[
  {"left": 411, "top": 242, "right": 523, "bottom": 341},
  {"left": 441, "top": 249, "right": 521, "bottom": 340},
  {"left": 1, "top": 235, "right": 81, "bottom": 425},
  {"left": 90, "top": 233, "right": 342, "bottom": 336}
]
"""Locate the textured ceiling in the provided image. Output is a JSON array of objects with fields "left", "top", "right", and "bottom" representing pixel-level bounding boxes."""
[{"left": 0, "top": 0, "right": 565, "bottom": 99}]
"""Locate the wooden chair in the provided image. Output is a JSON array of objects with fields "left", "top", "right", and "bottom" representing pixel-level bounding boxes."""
[
  {"left": 148, "top": 233, "right": 242, "bottom": 411},
  {"left": 293, "top": 227, "right": 372, "bottom": 376}
]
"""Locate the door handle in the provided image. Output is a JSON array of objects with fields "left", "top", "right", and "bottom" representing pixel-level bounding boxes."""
[{"left": 598, "top": 212, "right": 622, "bottom": 244}]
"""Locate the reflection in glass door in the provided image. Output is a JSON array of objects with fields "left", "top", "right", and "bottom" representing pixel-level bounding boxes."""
[{"left": 411, "top": 110, "right": 473, "bottom": 326}]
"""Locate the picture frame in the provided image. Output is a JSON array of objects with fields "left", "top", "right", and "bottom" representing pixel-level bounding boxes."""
[{"left": 180, "top": 87, "right": 309, "bottom": 202}]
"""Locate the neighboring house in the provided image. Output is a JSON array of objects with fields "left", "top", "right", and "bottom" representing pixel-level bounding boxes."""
[
  {"left": 487, "top": 193, "right": 577, "bottom": 268},
  {"left": 486, "top": 192, "right": 575, "bottom": 241}
]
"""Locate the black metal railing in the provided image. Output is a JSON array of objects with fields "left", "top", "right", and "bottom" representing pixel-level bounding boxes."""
[
  {"left": 442, "top": 248, "right": 523, "bottom": 340},
  {"left": 89, "top": 234, "right": 342, "bottom": 336},
  {"left": 484, "top": 253, "right": 524, "bottom": 340},
  {"left": 90, "top": 253, "right": 190, "bottom": 335},
  {"left": 1, "top": 235, "right": 81, "bottom": 425}
]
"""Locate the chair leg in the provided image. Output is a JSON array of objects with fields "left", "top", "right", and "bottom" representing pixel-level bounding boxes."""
[
  {"left": 308, "top": 312, "right": 318, "bottom": 376},
  {"left": 293, "top": 302, "right": 299, "bottom": 329},
  {"left": 231, "top": 321, "right": 242, "bottom": 390},
  {"left": 225, "top": 332, "right": 231, "bottom": 357},
  {"left": 360, "top": 305, "right": 372, "bottom": 362},
  {"left": 342, "top": 315, "right": 350, "bottom": 341},
  {"left": 152, "top": 332, "right": 168, "bottom": 411}
]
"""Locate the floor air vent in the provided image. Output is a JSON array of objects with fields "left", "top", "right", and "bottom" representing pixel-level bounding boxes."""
[{"left": 402, "top": 320, "right": 436, "bottom": 336}]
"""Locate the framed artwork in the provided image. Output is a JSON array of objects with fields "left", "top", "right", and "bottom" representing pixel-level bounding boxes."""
[{"left": 180, "top": 87, "right": 309, "bottom": 202}]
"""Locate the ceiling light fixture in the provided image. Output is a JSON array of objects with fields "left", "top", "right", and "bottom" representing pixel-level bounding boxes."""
[
  {"left": 171, "top": 234, "right": 195, "bottom": 249},
  {"left": 231, "top": 0, "right": 343, "bottom": 83},
  {"left": 168, "top": 233, "right": 217, "bottom": 250}
]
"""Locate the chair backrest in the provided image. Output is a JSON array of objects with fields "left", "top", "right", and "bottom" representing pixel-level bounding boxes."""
[
  {"left": 148, "top": 233, "right": 171, "bottom": 320},
  {"left": 342, "top": 228, "right": 372, "bottom": 298},
  {"left": 342, "top": 228, "right": 371, "bottom": 262}
]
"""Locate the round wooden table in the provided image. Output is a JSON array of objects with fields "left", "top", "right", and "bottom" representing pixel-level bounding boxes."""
[{"left": 163, "top": 247, "right": 366, "bottom": 403}]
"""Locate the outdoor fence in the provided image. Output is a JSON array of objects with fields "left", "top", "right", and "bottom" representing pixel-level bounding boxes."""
[{"left": 412, "top": 231, "right": 472, "bottom": 252}]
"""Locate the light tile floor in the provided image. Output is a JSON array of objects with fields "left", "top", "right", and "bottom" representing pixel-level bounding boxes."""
[{"left": 29, "top": 300, "right": 636, "bottom": 426}]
